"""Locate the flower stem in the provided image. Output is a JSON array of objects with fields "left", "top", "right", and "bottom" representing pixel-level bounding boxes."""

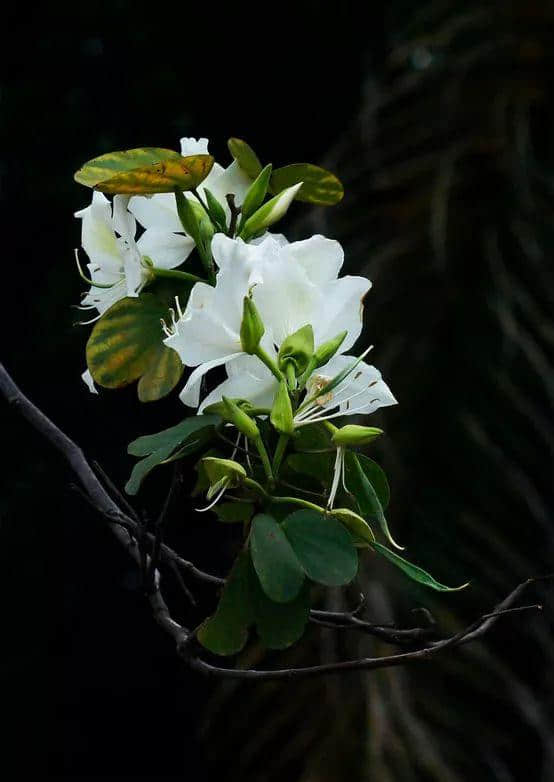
[
  {"left": 272, "top": 433, "right": 290, "bottom": 476},
  {"left": 254, "top": 436, "right": 274, "bottom": 486},
  {"left": 254, "top": 347, "right": 284, "bottom": 382},
  {"left": 151, "top": 267, "right": 205, "bottom": 285}
]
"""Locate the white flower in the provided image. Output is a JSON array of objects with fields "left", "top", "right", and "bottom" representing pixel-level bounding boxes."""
[
  {"left": 164, "top": 232, "right": 372, "bottom": 409},
  {"left": 128, "top": 137, "right": 253, "bottom": 233},
  {"left": 75, "top": 192, "right": 193, "bottom": 318}
]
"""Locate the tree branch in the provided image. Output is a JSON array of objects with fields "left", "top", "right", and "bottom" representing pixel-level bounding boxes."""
[{"left": 1, "top": 361, "right": 549, "bottom": 682}]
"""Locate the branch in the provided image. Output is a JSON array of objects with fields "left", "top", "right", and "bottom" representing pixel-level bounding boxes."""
[{"left": 1, "top": 361, "right": 549, "bottom": 682}]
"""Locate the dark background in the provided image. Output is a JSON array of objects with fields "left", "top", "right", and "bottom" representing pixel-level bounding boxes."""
[{"left": 2, "top": 1, "right": 553, "bottom": 779}]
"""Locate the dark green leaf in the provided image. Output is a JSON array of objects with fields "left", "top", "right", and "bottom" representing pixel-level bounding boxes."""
[
  {"left": 270, "top": 163, "right": 344, "bottom": 205},
  {"left": 344, "top": 452, "right": 401, "bottom": 549},
  {"left": 250, "top": 514, "right": 305, "bottom": 603},
  {"left": 197, "top": 551, "right": 255, "bottom": 655},
  {"left": 227, "top": 137, "right": 263, "bottom": 179},
  {"left": 252, "top": 578, "right": 311, "bottom": 650},
  {"left": 282, "top": 510, "right": 358, "bottom": 586},
  {"left": 286, "top": 452, "right": 333, "bottom": 486},
  {"left": 128, "top": 415, "right": 220, "bottom": 456},
  {"left": 215, "top": 501, "right": 255, "bottom": 523},
  {"left": 371, "top": 543, "right": 469, "bottom": 592},
  {"left": 292, "top": 422, "right": 333, "bottom": 451}
]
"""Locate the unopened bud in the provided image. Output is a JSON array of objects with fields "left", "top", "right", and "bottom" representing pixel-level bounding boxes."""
[
  {"left": 240, "top": 163, "right": 273, "bottom": 222},
  {"left": 332, "top": 425, "right": 384, "bottom": 447},
  {"left": 270, "top": 380, "right": 294, "bottom": 435},
  {"left": 278, "top": 324, "right": 314, "bottom": 376},
  {"left": 239, "top": 181, "right": 302, "bottom": 241},
  {"left": 202, "top": 457, "right": 247, "bottom": 498},
  {"left": 222, "top": 396, "right": 260, "bottom": 440},
  {"left": 313, "top": 330, "right": 347, "bottom": 369},
  {"left": 240, "top": 296, "right": 265, "bottom": 354},
  {"left": 331, "top": 508, "right": 375, "bottom": 546}
]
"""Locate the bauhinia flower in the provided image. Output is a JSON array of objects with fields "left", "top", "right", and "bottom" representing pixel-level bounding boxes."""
[
  {"left": 75, "top": 192, "right": 193, "bottom": 318},
  {"left": 164, "top": 231, "right": 374, "bottom": 409}
]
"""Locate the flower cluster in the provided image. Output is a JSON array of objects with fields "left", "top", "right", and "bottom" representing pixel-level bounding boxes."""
[{"left": 73, "top": 136, "right": 463, "bottom": 656}]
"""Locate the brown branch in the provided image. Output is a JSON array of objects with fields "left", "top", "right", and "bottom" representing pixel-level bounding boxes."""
[{"left": 1, "top": 361, "right": 549, "bottom": 682}]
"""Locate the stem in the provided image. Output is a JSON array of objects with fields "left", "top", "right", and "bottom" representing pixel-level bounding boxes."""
[
  {"left": 254, "top": 436, "right": 274, "bottom": 485},
  {"left": 151, "top": 267, "right": 205, "bottom": 285},
  {"left": 254, "top": 347, "right": 284, "bottom": 382},
  {"left": 270, "top": 495, "right": 326, "bottom": 513},
  {"left": 226, "top": 194, "right": 241, "bottom": 237},
  {"left": 191, "top": 188, "right": 211, "bottom": 217},
  {"left": 272, "top": 433, "right": 290, "bottom": 476}
]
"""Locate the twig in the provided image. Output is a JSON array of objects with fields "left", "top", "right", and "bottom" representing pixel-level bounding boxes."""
[{"left": 1, "top": 361, "right": 549, "bottom": 682}]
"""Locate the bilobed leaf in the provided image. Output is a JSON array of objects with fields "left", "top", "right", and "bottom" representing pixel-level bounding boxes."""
[
  {"left": 128, "top": 415, "right": 220, "bottom": 456},
  {"left": 197, "top": 551, "right": 255, "bottom": 656},
  {"left": 74, "top": 148, "right": 214, "bottom": 194},
  {"left": 282, "top": 510, "right": 358, "bottom": 586},
  {"left": 250, "top": 514, "right": 305, "bottom": 603},
  {"left": 371, "top": 543, "right": 469, "bottom": 592},
  {"left": 125, "top": 418, "right": 217, "bottom": 495},
  {"left": 344, "top": 452, "right": 402, "bottom": 549},
  {"left": 252, "top": 578, "right": 311, "bottom": 650},
  {"left": 270, "top": 163, "right": 344, "bottom": 205},
  {"left": 86, "top": 281, "right": 190, "bottom": 402},
  {"left": 227, "top": 137, "right": 263, "bottom": 179},
  {"left": 286, "top": 452, "right": 333, "bottom": 486}
]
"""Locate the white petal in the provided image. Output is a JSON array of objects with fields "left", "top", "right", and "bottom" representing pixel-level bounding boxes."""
[
  {"left": 179, "top": 352, "right": 243, "bottom": 408},
  {"left": 128, "top": 193, "right": 183, "bottom": 233},
  {"left": 180, "top": 137, "right": 210, "bottom": 155},
  {"left": 307, "top": 356, "right": 397, "bottom": 416},
  {"left": 82, "top": 368, "right": 98, "bottom": 394},
  {"left": 316, "top": 276, "right": 372, "bottom": 351},
  {"left": 137, "top": 229, "right": 194, "bottom": 269},
  {"left": 283, "top": 235, "right": 344, "bottom": 285},
  {"left": 204, "top": 160, "right": 253, "bottom": 207},
  {"left": 122, "top": 246, "right": 144, "bottom": 297},
  {"left": 112, "top": 195, "right": 136, "bottom": 240},
  {"left": 77, "top": 192, "right": 122, "bottom": 274},
  {"left": 199, "top": 356, "right": 278, "bottom": 413},
  {"left": 165, "top": 307, "right": 242, "bottom": 365}
]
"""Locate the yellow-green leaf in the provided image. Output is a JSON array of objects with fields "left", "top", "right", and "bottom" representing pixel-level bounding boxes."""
[
  {"left": 86, "top": 284, "right": 186, "bottom": 402},
  {"left": 227, "top": 138, "right": 263, "bottom": 179},
  {"left": 270, "top": 163, "right": 344, "bottom": 205},
  {"left": 74, "top": 148, "right": 214, "bottom": 194}
]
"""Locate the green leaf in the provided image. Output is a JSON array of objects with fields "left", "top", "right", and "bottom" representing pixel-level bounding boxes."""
[
  {"left": 197, "top": 551, "right": 255, "bottom": 655},
  {"left": 86, "top": 281, "right": 189, "bottom": 402},
  {"left": 215, "top": 501, "right": 255, "bottom": 524},
  {"left": 125, "top": 421, "right": 216, "bottom": 495},
  {"left": 74, "top": 148, "right": 214, "bottom": 194},
  {"left": 292, "top": 422, "right": 332, "bottom": 452},
  {"left": 344, "top": 452, "right": 390, "bottom": 509},
  {"left": 227, "top": 137, "right": 263, "bottom": 179},
  {"left": 270, "top": 163, "right": 344, "bottom": 205},
  {"left": 252, "top": 578, "right": 311, "bottom": 650},
  {"left": 127, "top": 415, "right": 220, "bottom": 456},
  {"left": 282, "top": 510, "right": 358, "bottom": 586},
  {"left": 344, "top": 452, "right": 402, "bottom": 549},
  {"left": 250, "top": 514, "right": 305, "bottom": 603},
  {"left": 286, "top": 452, "right": 333, "bottom": 487},
  {"left": 371, "top": 543, "right": 469, "bottom": 592}
]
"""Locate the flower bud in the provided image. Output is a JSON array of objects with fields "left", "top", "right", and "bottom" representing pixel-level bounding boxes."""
[
  {"left": 330, "top": 508, "right": 375, "bottom": 546},
  {"left": 240, "top": 296, "right": 265, "bottom": 354},
  {"left": 222, "top": 396, "right": 260, "bottom": 440},
  {"left": 203, "top": 187, "right": 227, "bottom": 231},
  {"left": 313, "top": 330, "right": 347, "bottom": 369},
  {"left": 240, "top": 164, "right": 273, "bottom": 223},
  {"left": 332, "top": 425, "right": 384, "bottom": 447},
  {"left": 278, "top": 324, "right": 314, "bottom": 376},
  {"left": 270, "top": 380, "right": 294, "bottom": 435},
  {"left": 174, "top": 188, "right": 200, "bottom": 239},
  {"left": 239, "top": 181, "right": 303, "bottom": 241},
  {"left": 202, "top": 457, "right": 247, "bottom": 498}
]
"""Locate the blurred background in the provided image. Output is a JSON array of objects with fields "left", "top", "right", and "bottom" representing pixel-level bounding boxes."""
[{"left": 2, "top": 1, "right": 553, "bottom": 779}]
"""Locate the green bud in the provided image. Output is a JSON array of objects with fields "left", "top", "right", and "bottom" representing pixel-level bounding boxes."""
[
  {"left": 330, "top": 508, "right": 375, "bottom": 546},
  {"left": 313, "top": 330, "right": 347, "bottom": 369},
  {"left": 204, "top": 188, "right": 227, "bottom": 232},
  {"left": 240, "top": 164, "right": 273, "bottom": 224},
  {"left": 270, "top": 379, "right": 294, "bottom": 435},
  {"left": 332, "top": 425, "right": 384, "bottom": 447},
  {"left": 202, "top": 457, "right": 247, "bottom": 498},
  {"left": 239, "top": 181, "right": 303, "bottom": 241},
  {"left": 278, "top": 324, "right": 314, "bottom": 376},
  {"left": 240, "top": 296, "right": 265, "bottom": 354},
  {"left": 174, "top": 188, "right": 200, "bottom": 240},
  {"left": 222, "top": 396, "right": 260, "bottom": 440}
]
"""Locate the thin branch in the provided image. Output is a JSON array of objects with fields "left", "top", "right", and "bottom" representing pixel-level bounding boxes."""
[{"left": 1, "top": 361, "right": 549, "bottom": 682}]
